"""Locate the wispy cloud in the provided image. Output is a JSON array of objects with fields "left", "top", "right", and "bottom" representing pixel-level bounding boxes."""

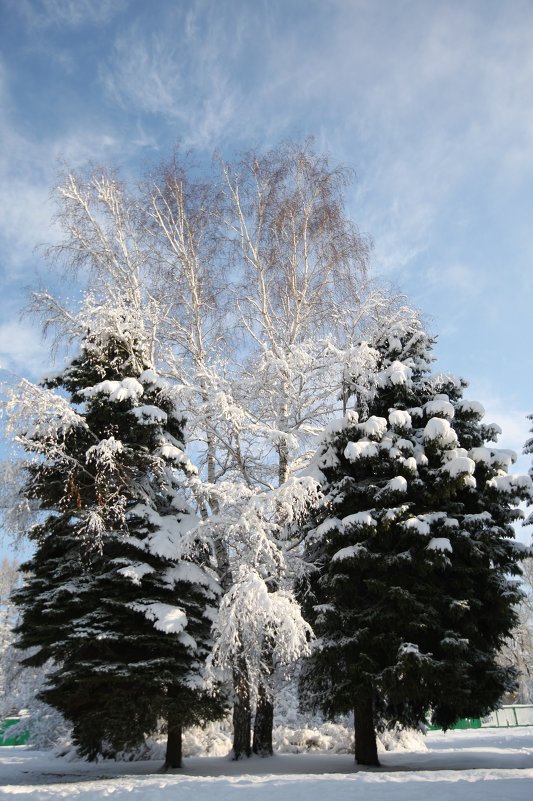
[
  {"left": 235, "top": 0, "right": 533, "bottom": 274},
  {"left": 98, "top": 1, "right": 533, "bottom": 273},
  {"left": 15, "top": 0, "right": 125, "bottom": 29},
  {"left": 1, "top": 0, "right": 531, "bottom": 425},
  {"left": 100, "top": 7, "right": 248, "bottom": 150}
]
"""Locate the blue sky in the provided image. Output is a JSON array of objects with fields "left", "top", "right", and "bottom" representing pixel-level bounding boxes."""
[{"left": 0, "top": 0, "right": 531, "bottom": 538}]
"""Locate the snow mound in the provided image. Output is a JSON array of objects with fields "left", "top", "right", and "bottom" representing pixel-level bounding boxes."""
[
  {"left": 359, "top": 416, "right": 388, "bottom": 439},
  {"left": 386, "top": 476, "right": 408, "bottom": 492},
  {"left": 424, "top": 417, "right": 458, "bottom": 446},
  {"left": 456, "top": 399, "right": 485, "bottom": 417},
  {"left": 81, "top": 377, "right": 144, "bottom": 402},
  {"left": 344, "top": 440, "right": 378, "bottom": 460},
  {"left": 424, "top": 396, "right": 454, "bottom": 419},
  {"left": 389, "top": 409, "right": 412, "bottom": 429},
  {"left": 441, "top": 456, "right": 475, "bottom": 478}
]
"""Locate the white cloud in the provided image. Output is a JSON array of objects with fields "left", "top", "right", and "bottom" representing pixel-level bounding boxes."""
[
  {"left": 0, "top": 319, "right": 54, "bottom": 381},
  {"left": 0, "top": 122, "right": 123, "bottom": 279},
  {"left": 0, "top": 56, "right": 133, "bottom": 281}
]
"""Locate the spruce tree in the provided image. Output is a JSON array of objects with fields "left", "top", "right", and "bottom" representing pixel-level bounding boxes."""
[
  {"left": 11, "top": 317, "right": 225, "bottom": 765},
  {"left": 298, "top": 321, "right": 533, "bottom": 765}
]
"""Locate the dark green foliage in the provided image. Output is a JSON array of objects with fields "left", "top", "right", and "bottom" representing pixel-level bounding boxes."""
[
  {"left": 298, "top": 322, "right": 532, "bottom": 760},
  {"left": 13, "top": 322, "right": 225, "bottom": 760}
]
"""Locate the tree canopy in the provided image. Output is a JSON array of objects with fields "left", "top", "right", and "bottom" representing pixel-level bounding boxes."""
[
  {"left": 11, "top": 314, "right": 225, "bottom": 765},
  {"left": 297, "top": 320, "right": 533, "bottom": 764}
]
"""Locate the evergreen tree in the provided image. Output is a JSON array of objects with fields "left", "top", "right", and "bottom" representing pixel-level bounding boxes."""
[
  {"left": 297, "top": 321, "right": 533, "bottom": 765},
  {"left": 11, "top": 316, "right": 225, "bottom": 766}
]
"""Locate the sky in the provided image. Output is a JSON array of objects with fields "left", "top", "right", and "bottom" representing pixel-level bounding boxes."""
[{"left": 0, "top": 0, "right": 532, "bottom": 538}]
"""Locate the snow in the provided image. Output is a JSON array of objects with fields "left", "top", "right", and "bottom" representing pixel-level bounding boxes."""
[
  {"left": 332, "top": 544, "right": 366, "bottom": 561},
  {"left": 138, "top": 369, "right": 158, "bottom": 384},
  {"left": 413, "top": 447, "right": 428, "bottom": 466},
  {"left": 463, "top": 511, "right": 492, "bottom": 524},
  {"left": 344, "top": 440, "right": 378, "bottom": 460},
  {"left": 441, "top": 456, "right": 476, "bottom": 478},
  {"left": 128, "top": 503, "right": 199, "bottom": 559},
  {"left": 455, "top": 399, "right": 485, "bottom": 417},
  {"left": 423, "top": 417, "right": 458, "bottom": 446},
  {"left": 470, "top": 446, "right": 517, "bottom": 468},
  {"left": 386, "top": 476, "right": 408, "bottom": 492},
  {"left": 388, "top": 409, "right": 412, "bottom": 430},
  {"left": 159, "top": 442, "right": 191, "bottom": 465},
  {"left": 316, "top": 445, "right": 340, "bottom": 471},
  {"left": 395, "top": 437, "right": 413, "bottom": 452},
  {"left": 324, "top": 413, "right": 358, "bottom": 439},
  {"left": 402, "top": 456, "right": 418, "bottom": 472},
  {"left": 164, "top": 562, "right": 220, "bottom": 593},
  {"left": 311, "top": 517, "right": 344, "bottom": 539},
  {"left": 486, "top": 474, "right": 533, "bottom": 496},
  {"left": 1, "top": 726, "right": 533, "bottom": 800},
  {"left": 383, "top": 505, "right": 410, "bottom": 522},
  {"left": 342, "top": 511, "right": 377, "bottom": 527},
  {"left": 443, "top": 517, "right": 459, "bottom": 528},
  {"left": 117, "top": 562, "right": 155, "bottom": 585},
  {"left": 424, "top": 397, "right": 455, "bottom": 419},
  {"left": 427, "top": 537, "right": 453, "bottom": 553},
  {"left": 211, "top": 567, "right": 312, "bottom": 678},
  {"left": 398, "top": 642, "right": 420, "bottom": 656},
  {"left": 85, "top": 436, "right": 123, "bottom": 466},
  {"left": 403, "top": 517, "right": 431, "bottom": 536},
  {"left": 81, "top": 377, "right": 144, "bottom": 402},
  {"left": 129, "top": 602, "right": 188, "bottom": 635},
  {"left": 358, "top": 416, "right": 388, "bottom": 439},
  {"left": 131, "top": 405, "right": 168, "bottom": 424},
  {"left": 378, "top": 360, "right": 413, "bottom": 387}
]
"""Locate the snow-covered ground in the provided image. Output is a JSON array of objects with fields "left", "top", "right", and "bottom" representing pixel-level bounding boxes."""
[{"left": 1, "top": 726, "right": 532, "bottom": 800}]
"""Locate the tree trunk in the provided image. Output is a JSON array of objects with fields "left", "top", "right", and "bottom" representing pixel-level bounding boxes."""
[
  {"left": 252, "top": 682, "right": 274, "bottom": 756},
  {"left": 232, "top": 656, "right": 252, "bottom": 759},
  {"left": 163, "top": 712, "right": 182, "bottom": 770},
  {"left": 354, "top": 696, "right": 380, "bottom": 766},
  {"left": 250, "top": 415, "right": 289, "bottom": 757}
]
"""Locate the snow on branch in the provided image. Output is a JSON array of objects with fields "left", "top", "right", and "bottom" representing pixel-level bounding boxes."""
[
  {"left": 6, "top": 379, "right": 89, "bottom": 457},
  {"left": 210, "top": 565, "right": 313, "bottom": 691}
]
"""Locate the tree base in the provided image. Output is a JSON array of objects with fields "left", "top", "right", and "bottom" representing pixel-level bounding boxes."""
[
  {"left": 252, "top": 687, "right": 274, "bottom": 757},
  {"left": 232, "top": 662, "right": 252, "bottom": 760},
  {"left": 354, "top": 698, "right": 380, "bottom": 767},
  {"left": 163, "top": 720, "right": 183, "bottom": 770}
]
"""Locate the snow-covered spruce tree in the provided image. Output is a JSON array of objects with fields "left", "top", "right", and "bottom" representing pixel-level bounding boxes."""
[
  {"left": 297, "top": 321, "right": 533, "bottom": 766},
  {"left": 9, "top": 317, "right": 225, "bottom": 767}
]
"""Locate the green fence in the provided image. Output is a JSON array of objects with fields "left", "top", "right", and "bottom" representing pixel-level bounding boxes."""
[
  {"left": 427, "top": 717, "right": 481, "bottom": 731},
  {"left": 0, "top": 717, "right": 30, "bottom": 746},
  {"left": 428, "top": 704, "right": 533, "bottom": 731}
]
